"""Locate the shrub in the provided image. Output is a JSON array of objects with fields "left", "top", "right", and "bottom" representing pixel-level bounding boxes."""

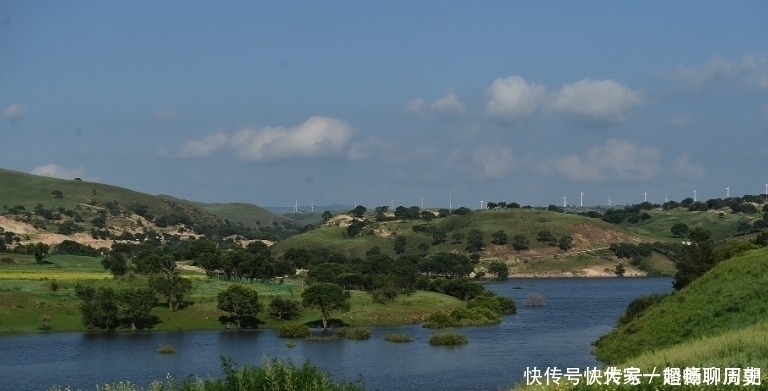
[
  {"left": 335, "top": 327, "right": 371, "bottom": 340},
  {"left": 423, "top": 311, "right": 456, "bottom": 328},
  {"left": 495, "top": 296, "right": 517, "bottom": 314},
  {"left": 383, "top": 333, "right": 413, "bottom": 343},
  {"left": 429, "top": 333, "right": 468, "bottom": 346},
  {"left": 157, "top": 344, "right": 177, "bottom": 354},
  {"left": 277, "top": 324, "right": 311, "bottom": 338},
  {"left": 616, "top": 293, "right": 668, "bottom": 326},
  {"left": 524, "top": 292, "right": 546, "bottom": 306}
]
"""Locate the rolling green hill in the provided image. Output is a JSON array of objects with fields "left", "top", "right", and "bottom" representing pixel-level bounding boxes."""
[
  {"left": 156, "top": 195, "right": 295, "bottom": 228},
  {"left": 272, "top": 208, "right": 644, "bottom": 259},
  {"left": 593, "top": 247, "right": 768, "bottom": 363},
  {"left": 0, "top": 168, "right": 223, "bottom": 226},
  {"left": 618, "top": 208, "right": 760, "bottom": 241}
]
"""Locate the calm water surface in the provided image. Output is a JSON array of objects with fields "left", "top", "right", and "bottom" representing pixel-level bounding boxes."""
[{"left": 0, "top": 278, "right": 672, "bottom": 391}]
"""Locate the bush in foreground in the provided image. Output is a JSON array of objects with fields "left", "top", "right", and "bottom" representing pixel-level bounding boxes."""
[
  {"left": 47, "top": 356, "right": 363, "bottom": 391},
  {"left": 277, "top": 324, "right": 311, "bottom": 338},
  {"left": 383, "top": 333, "right": 413, "bottom": 343},
  {"left": 429, "top": 333, "right": 468, "bottom": 346},
  {"left": 335, "top": 327, "right": 371, "bottom": 340}
]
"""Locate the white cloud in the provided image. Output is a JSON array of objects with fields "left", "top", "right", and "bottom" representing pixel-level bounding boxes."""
[
  {"left": 176, "top": 116, "right": 354, "bottom": 161},
  {"left": 539, "top": 139, "right": 662, "bottom": 182},
  {"left": 430, "top": 92, "right": 466, "bottom": 116},
  {"left": 1, "top": 104, "right": 25, "bottom": 120},
  {"left": 405, "top": 98, "right": 425, "bottom": 115},
  {"left": 473, "top": 145, "right": 516, "bottom": 179},
  {"left": 668, "top": 115, "right": 695, "bottom": 127},
  {"left": 31, "top": 164, "right": 98, "bottom": 181},
  {"left": 178, "top": 133, "right": 228, "bottom": 158},
  {"left": 675, "top": 55, "right": 768, "bottom": 91},
  {"left": 550, "top": 79, "right": 648, "bottom": 125},
  {"left": 670, "top": 151, "right": 705, "bottom": 180},
  {"left": 485, "top": 76, "right": 547, "bottom": 123},
  {"left": 156, "top": 108, "right": 176, "bottom": 119}
]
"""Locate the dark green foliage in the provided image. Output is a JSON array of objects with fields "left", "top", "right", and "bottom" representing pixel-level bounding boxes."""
[
  {"left": 536, "top": 230, "right": 557, "bottom": 246},
  {"left": 149, "top": 273, "right": 192, "bottom": 311},
  {"left": 350, "top": 205, "right": 367, "bottom": 218},
  {"left": 118, "top": 288, "right": 158, "bottom": 330},
  {"left": 50, "top": 190, "right": 63, "bottom": 198},
  {"left": 465, "top": 229, "right": 485, "bottom": 253},
  {"left": 277, "top": 324, "right": 311, "bottom": 338},
  {"left": 431, "top": 230, "right": 447, "bottom": 245},
  {"left": 451, "top": 207, "right": 471, "bottom": 215},
  {"left": 424, "top": 311, "right": 456, "bottom": 328},
  {"left": 33, "top": 242, "right": 49, "bottom": 263},
  {"left": 609, "top": 242, "right": 653, "bottom": 259},
  {"left": 322, "top": 210, "right": 333, "bottom": 222},
  {"left": 558, "top": 235, "right": 573, "bottom": 251},
  {"left": 614, "top": 263, "right": 626, "bottom": 276},
  {"left": 512, "top": 234, "right": 529, "bottom": 250},
  {"left": 429, "top": 333, "right": 468, "bottom": 345},
  {"left": 217, "top": 284, "right": 262, "bottom": 328},
  {"left": 54, "top": 240, "right": 100, "bottom": 257},
  {"left": 393, "top": 235, "right": 407, "bottom": 254},
  {"left": 486, "top": 261, "right": 508, "bottom": 280},
  {"left": 672, "top": 228, "right": 715, "bottom": 290},
  {"left": 101, "top": 253, "right": 128, "bottom": 277},
  {"left": 451, "top": 232, "right": 464, "bottom": 244},
  {"left": 301, "top": 283, "right": 351, "bottom": 328},
  {"left": 74, "top": 284, "right": 119, "bottom": 330},
  {"left": 670, "top": 222, "right": 690, "bottom": 238},
  {"left": 268, "top": 296, "right": 300, "bottom": 320},
  {"left": 490, "top": 230, "right": 508, "bottom": 245},
  {"left": 436, "top": 277, "right": 485, "bottom": 301},
  {"left": 417, "top": 252, "right": 473, "bottom": 277},
  {"left": 335, "top": 327, "right": 371, "bottom": 340},
  {"left": 346, "top": 219, "right": 366, "bottom": 237},
  {"left": 495, "top": 296, "right": 516, "bottom": 314},
  {"left": 371, "top": 287, "right": 399, "bottom": 303},
  {"left": 384, "top": 333, "right": 413, "bottom": 343},
  {"left": 616, "top": 293, "right": 668, "bottom": 326}
]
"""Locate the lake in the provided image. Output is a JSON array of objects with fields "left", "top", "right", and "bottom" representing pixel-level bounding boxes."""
[{"left": 0, "top": 277, "right": 672, "bottom": 391}]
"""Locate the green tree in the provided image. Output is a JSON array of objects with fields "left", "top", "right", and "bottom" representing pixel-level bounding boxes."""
[
  {"left": 51, "top": 190, "right": 63, "bottom": 198},
  {"left": 301, "top": 283, "right": 351, "bottom": 328},
  {"left": 217, "top": 284, "right": 262, "bottom": 328},
  {"left": 451, "top": 232, "right": 464, "bottom": 244},
  {"left": 670, "top": 223, "right": 690, "bottom": 238},
  {"left": 148, "top": 273, "right": 192, "bottom": 311},
  {"left": 350, "top": 205, "right": 367, "bottom": 218},
  {"left": 34, "top": 242, "right": 50, "bottom": 264},
  {"left": 487, "top": 262, "right": 509, "bottom": 280},
  {"left": 672, "top": 227, "right": 715, "bottom": 290},
  {"left": 537, "top": 230, "right": 557, "bottom": 246},
  {"left": 118, "top": 287, "right": 157, "bottom": 330},
  {"left": 393, "top": 235, "right": 407, "bottom": 254},
  {"left": 466, "top": 229, "right": 485, "bottom": 253},
  {"left": 101, "top": 253, "right": 128, "bottom": 277},
  {"left": 615, "top": 263, "right": 626, "bottom": 276},
  {"left": 558, "top": 235, "right": 573, "bottom": 251},
  {"left": 321, "top": 210, "right": 333, "bottom": 222},
  {"left": 74, "top": 284, "right": 119, "bottom": 330},
  {"left": 346, "top": 219, "right": 366, "bottom": 237},
  {"left": 491, "top": 230, "right": 508, "bottom": 245},
  {"left": 512, "top": 234, "right": 529, "bottom": 251},
  {"left": 432, "top": 230, "right": 447, "bottom": 245},
  {"left": 268, "top": 296, "right": 300, "bottom": 320},
  {"left": 417, "top": 242, "right": 430, "bottom": 254}
]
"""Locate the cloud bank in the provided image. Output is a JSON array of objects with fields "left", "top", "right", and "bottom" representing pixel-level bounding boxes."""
[
  {"left": 176, "top": 116, "right": 354, "bottom": 161},
  {"left": 1, "top": 104, "right": 25, "bottom": 121},
  {"left": 538, "top": 139, "right": 662, "bottom": 182}
]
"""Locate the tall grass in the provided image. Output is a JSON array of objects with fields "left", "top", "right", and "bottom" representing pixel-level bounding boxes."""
[
  {"left": 383, "top": 333, "right": 413, "bottom": 343},
  {"left": 334, "top": 327, "right": 371, "bottom": 340},
  {"left": 47, "top": 356, "right": 363, "bottom": 391},
  {"left": 429, "top": 332, "right": 468, "bottom": 346}
]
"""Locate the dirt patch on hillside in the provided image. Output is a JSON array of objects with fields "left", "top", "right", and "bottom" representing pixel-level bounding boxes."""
[{"left": 0, "top": 216, "right": 38, "bottom": 235}]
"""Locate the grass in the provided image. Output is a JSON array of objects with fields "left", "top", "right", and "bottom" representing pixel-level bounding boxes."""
[
  {"left": 46, "top": 356, "right": 364, "bottom": 391},
  {"left": 0, "top": 252, "right": 462, "bottom": 333},
  {"left": 593, "top": 247, "right": 768, "bottom": 364},
  {"left": 621, "top": 208, "right": 758, "bottom": 241},
  {"left": 272, "top": 208, "right": 638, "bottom": 260},
  {"left": 277, "top": 324, "right": 311, "bottom": 338},
  {"left": 383, "top": 333, "right": 413, "bottom": 343},
  {"left": 334, "top": 327, "right": 371, "bottom": 340},
  {"left": 156, "top": 344, "right": 176, "bottom": 354},
  {"left": 164, "top": 197, "right": 292, "bottom": 227},
  {"left": 429, "top": 332, "right": 468, "bottom": 346}
]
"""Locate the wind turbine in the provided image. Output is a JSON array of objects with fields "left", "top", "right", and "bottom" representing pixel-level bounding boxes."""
[
  {"left": 563, "top": 196, "right": 567, "bottom": 208},
  {"left": 665, "top": 193, "right": 669, "bottom": 203},
  {"left": 391, "top": 199, "right": 394, "bottom": 210},
  {"left": 644, "top": 192, "right": 647, "bottom": 203},
  {"left": 580, "top": 191, "right": 584, "bottom": 207},
  {"left": 608, "top": 196, "right": 613, "bottom": 206},
  {"left": 449, "top": 193, "right": 452, "bottom": 210},
  {"left": 421, "top": 197, "right": 424, "bottom": 209},
  {"left": 765, "top": 184, "right": 767, "bottom": 195},
  {"left": 311, "top": 200, "right": 314, "bottom": 213},
  {"left": 480, "top": 200, "right": 484, "bottom": 210},
  {"left": 726, "top": 187, "right": 730, "bottom": 198},
  {"left": 693, "top": 190, "right": 696, "bottom": 202}
]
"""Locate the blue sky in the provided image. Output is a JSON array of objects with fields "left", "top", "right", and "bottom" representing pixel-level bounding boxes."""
[{"left": 1, "top": 2, "right": 768, "bottom": 209}]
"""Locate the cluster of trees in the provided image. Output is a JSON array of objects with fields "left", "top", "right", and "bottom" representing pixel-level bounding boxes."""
[
  {"left": 663, "top": 194, "right": 765, "bottom": 214},
  {"left": 424, "top": 291, "right": 516, "bottom": 328},
  {"left": 74, "top": 284, "right": 158, "bottom": 330},
  {"left": 485, "top": 202, "right": 522, "bottom": 210},
  {"left": 536, "top": 231, "right": 573, "bottom": 251},
  {"left": 601, "top": 203, "right": 654, "bottom": 225}
]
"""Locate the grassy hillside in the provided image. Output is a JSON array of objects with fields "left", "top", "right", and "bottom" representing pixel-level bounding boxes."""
[
  {"left": 593, "top": 247, "right": 768, "bottom": 363},
  {"left": 619, "top": 208, "right": 760, "bottom": 241},
  {"left": 273, "top": 208, "right": 643, "bottom": 260},
  {"left": 156, "top": 195, "right": 295, "bottom": 227},
  {"left": 0, "top": 168, "right": 222, "bottom": 226}
]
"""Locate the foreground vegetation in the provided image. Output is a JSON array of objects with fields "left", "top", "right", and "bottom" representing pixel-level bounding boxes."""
[{"left": 47, "top": 357, "right": 363, "bottom": 391}]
